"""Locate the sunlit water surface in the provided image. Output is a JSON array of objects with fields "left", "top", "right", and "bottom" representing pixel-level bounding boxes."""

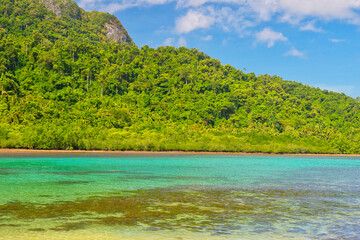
[{"left": 1, "top": 153, "right": 360, "bottom": 239}]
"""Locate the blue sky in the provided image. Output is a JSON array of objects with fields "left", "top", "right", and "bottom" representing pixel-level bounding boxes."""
[{"left": 75, "top": 0, "right": 360, "bottom": 98}]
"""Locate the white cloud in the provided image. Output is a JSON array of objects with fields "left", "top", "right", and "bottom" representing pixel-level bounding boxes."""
[
  {"left": 171, "top": 0, "right": 360, "bottom": 39},
  {"left": 277, "top": 0, "right": 360, "bottom": 22},
  {"left": 255, "top": 28, "right": 288, "bottom": 47},
  {"left": 201, "top": 35, "right": 213, "bottom": 41},
  {"left": 77, "top": 0, "right": 360, "bottom": 55},
  {"left": 176, "top": 0, "right": 239, "bottom": 8},
  {"left": 179, "top": 0, "right": 360, "bottom": 23},
  {"left": 78, "top": 0, "right": 360, "bottom": 37},
  {"left": 175, "top": 9, "right": 215, "bottom": 34},
  {"left": 178, "top": 36, "right": 187, "bottom": 46},
  {"left": 78, "top": 0, "right": 172, "bottom": 13},
  {"left": 79, "top": 0, "right": 360, "bottom": 24},
  {"left": 174, "top": 5, "right": 257, "bottom": 37},
  {"left": 213, "top": 6, "right": 255, "bottom": 33},
  {"left": 300, "top": 21, "right": 323, "bottom": 32},
  {"left": 162, "top": 37, "right": 187, "bottom": 46},
  {"left": 329, "top": 38, "right": 346, "bottom": 43},
  {"left": 285, "top": 48, "right": 306, "bottom": 58},
  {"left": 244, "top": 0, "right": 360, "bottom": 24},
  {"left": 163, "top": 37, "right": 175, "bottom": 45},
  {"left": 176, "top": 0, "right": 210, "bottom": 8}
]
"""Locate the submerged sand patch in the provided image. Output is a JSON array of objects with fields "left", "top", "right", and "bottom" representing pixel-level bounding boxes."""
[{"left": 0, "top": 186, "right": 358, "bottom": 239}]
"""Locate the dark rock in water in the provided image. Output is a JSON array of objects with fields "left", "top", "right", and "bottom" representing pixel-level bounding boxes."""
[
  {"left": 38, "top": 195, "right": 53, "bottom": 198},
  {"left": 28, "top": 228, "right": 46, "bottom": 232},
  {"left": 51, "top": 170, "right": 128, "bottom": 175},
  {"left": 51, "top": 222, "right": 89, "bottom": 231},
  {"left": 55, "top": 180, "right": 94, "bottom": 185},
  {"left": 0, "top": 223, "right": 22, "bottom": 227},
  {"left": 51, "top": 226, "right": 69, "bottom": 231}
]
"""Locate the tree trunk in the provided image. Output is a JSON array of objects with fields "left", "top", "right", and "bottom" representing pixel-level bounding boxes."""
[{"left": 86, "top": 74, "right": 89, "bottom": 92}]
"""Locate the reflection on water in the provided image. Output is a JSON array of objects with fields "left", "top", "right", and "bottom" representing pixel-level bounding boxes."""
[{"left": 0, "top": 154, "right": 360, "bottom": 239}]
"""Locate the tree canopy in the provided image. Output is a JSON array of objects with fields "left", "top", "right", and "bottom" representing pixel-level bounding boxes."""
[{"left": 1, "top": 0, "right": 359, "bottom": 153}]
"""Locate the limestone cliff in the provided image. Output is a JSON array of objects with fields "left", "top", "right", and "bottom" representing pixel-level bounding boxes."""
[
  {"left": 105, "top": 18, "right": 132, "bottom": 44},
  {"left": 39, "top": 0, "right": 133, "bottom": 44},
  {"left": 39, "top": 0, "right": 82, "bottom": 20}
]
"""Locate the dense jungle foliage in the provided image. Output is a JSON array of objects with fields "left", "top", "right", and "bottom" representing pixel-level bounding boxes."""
[{"left": 1, "top": 0, "right": 360, "bottom": 153}]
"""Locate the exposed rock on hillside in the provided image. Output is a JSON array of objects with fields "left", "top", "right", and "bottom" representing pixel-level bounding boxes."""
[
  {"left": 106, "top": 19, "right": 132, "bottom": 44},
  {"left": 39, "top": 0, "right": 133, "bottom": 44},
  {"left": 39, "top": 0, "right": 82, "bottom": 20},
  {"left": 85, "top": 11, "right": 133, "bottom": 44}
]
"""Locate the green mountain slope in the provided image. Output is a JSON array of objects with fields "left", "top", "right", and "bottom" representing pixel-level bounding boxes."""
[{"left": 1, "top": 0, "right": 359, "bottom": 153}]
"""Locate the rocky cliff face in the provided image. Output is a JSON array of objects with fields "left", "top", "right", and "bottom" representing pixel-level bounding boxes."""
[
  {"left": 39, "top": 0, "right": 82, "bottom": 20},
  {"left": 39, "top": 0, "right": 133, "bottom": 44},
  {"left": 105, "top": 19, "right": 132, "bottom": 44}
]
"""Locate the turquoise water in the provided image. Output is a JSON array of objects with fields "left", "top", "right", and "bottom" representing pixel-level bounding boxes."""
[{"left": 1, "top": 153, "right": 360, "bottom": 239}]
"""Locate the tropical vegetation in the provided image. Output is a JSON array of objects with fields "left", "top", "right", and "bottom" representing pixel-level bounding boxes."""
[{"left": 1, "top": 0, "right": 360, "bottom": 153}]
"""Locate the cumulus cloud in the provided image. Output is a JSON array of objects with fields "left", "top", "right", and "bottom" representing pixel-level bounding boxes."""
[
  {"left": 180, "top": 0, "right": 360, "bottom": 24},
  {"left": 201, "top": 35, "right": 213, "bottom": 41},
  {"left": 255, "top": 28, "right": 288, "bottom": 47},
  {"left": 162, "top": 37, "right": 187, "bottom": 46},
  {"left": 78, "top": 0, "right": 360, "bottom": 56},
  {"left": 175, "top": 9, "right": 215, "bottom": 34},
  {"left": 176, "top": 0, "right": 239, "bottom": 8},
  {"left": 300, "top": 21, "right": 323, "bottom": 32},
  {"left": 78, "top": 0, "right": 172, "bottom": 13},
  {"left": 79, "top": 0, "right": 360, "bottom": 23},
  {"left": 176, "top": 0, "right": 211, "bottom": 8},
  {"left": 178, "top": 36, "right": 187, "bottom": 46},
  {"left": 329, "top": 38, "right": 346, "bottom": 43},
  {"left": 174, "top": 5, "right": 257, "bottom": 36},
  {"left": 275, "top": 0, "right": 360, "bottom": 22},
  {"left": 163, "top": 37, "right": 175, "bottom": 46},
  {"left": 285, "top": 48, "right": 306, "bottom": 58},
  {"left": 78, "top": 0, "right": 360, "bottom": 33}
]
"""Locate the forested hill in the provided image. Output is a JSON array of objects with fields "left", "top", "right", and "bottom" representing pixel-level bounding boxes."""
[
  {"left": 0, "top": 0, "right": 133, "bottom": 44},
  {"left": 1, "top": 0, "right": 360, "bottom": 153}
]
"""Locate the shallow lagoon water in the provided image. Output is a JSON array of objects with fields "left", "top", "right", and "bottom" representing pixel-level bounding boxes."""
[{"left": 0, "top": 153, "right": 360, "bottom": 239}]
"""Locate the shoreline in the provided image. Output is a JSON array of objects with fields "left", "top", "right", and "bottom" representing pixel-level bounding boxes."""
[{"left": 0, "top": 148, "right": 359, "bottom": 157}]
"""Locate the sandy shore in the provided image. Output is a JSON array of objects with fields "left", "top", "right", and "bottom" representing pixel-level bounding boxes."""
[
  {"left": 0, "top": 230, "right": 304, "bottom": 240},
  {"left": 0, "top": 148, "right": 359, "bottom": 157}
]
